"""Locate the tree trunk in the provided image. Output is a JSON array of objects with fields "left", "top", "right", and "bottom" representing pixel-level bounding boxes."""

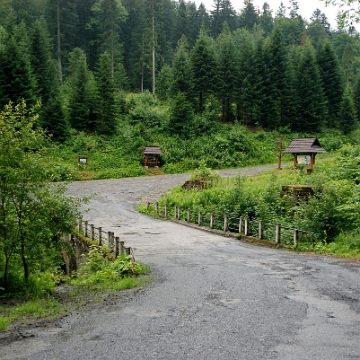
[{"left": 57, "top": 0, "right": 63, "bottom": 85}]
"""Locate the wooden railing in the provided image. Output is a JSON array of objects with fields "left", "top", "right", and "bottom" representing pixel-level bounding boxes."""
[
  {"left": 146, "top": 202, "right": 315, "bottom": 246},
  {"left": 77, "top": 219, "right": 133, "bottom": 257}
]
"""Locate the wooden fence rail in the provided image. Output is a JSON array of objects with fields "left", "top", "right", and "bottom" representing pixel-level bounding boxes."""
[
  {"left": 77, "top": 219, "right": 133, "bottom": 257},
  {"left": 148, "top": 201, "right": 315, "bottom": 246}
]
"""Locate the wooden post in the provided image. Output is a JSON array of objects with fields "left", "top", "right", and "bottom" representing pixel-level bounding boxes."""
[
  {"left": 174, "top": 205, "right": 177, "bottom": 219},
  {"left": 275, "top": 224, "right": 281, "bottom": 243},
  {"left": 244, "top": 218, "right": 249, "bottom": 236},
  {"left": 98, "top": 227, "right": 102, "bottom": 246},
  {"left": 210, "top": 213, "right": 214, "bottom": 229},
  {"left": 198, "top": 212, "right": 202, "bottom": 226},
  {"left": 84, "top": 221, "right": 88, "bottom": 237},
  {"left": 90, "top": 224, "right": 95, "bottom": 241},
  {"left": 107, "top": 231, "right": 113, "bottom": 250},
  {"left": 164, "top": 204, "right": 168, "bottom": 218},
  {"left": 147, "top": 202, "right": 150, "bottom": 211},
  {"left": 115, "top": 237, "right": 120, "bottom": 257},
  {"left": 177, "top": 207, "right": 181, "bottom": 220},
  {"left": 78, "top": 219, "right": 83, "bottom": 233},
  {"left": 293, "top": 154, "right": 298, "bottom": 170},
  {"left": 258, "top": 220, "right": 264, "bottom": 240},
  {"left": 293, "top": 229, "right": 299, "bottom": 246},
  {"left": 224, "top": 214, "right": 228, "bottom": 232},
  {"left": 239, "top": 216, "right": 243, "bottom": 234},
  {"left": 155, "top": 202, "right": 159, "bottom": 215},
  {"left": 187, "top": 209, "right": 191, "bottom": 222},
  {"left": 120, "top": 241, "right": 125, "bottom": 255}
]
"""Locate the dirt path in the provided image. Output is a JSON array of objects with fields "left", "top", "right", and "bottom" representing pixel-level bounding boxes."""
[{"left": 1, "top": 163, "right": 360, "bottom": 360}]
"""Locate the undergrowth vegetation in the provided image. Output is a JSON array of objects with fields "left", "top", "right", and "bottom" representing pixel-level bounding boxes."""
[
  {"left": 43, "top": 92, "right": 360, "bottom": 181},
  {"left": 0, "top": 245, "right": 149, "bottom": 331},
  {"left": 149, "top": 144, "right": 360, "bottom": 260}
]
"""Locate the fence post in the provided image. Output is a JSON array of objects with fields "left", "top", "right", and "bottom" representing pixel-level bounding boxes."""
[
  {"left": 98, "top": 227, "right": 102, "bottom": 246},
  {"left": 275, "top": 224, "right": 281, "bottom": 243},
  {"left": 244, "top": 218, "right": 249, "bottom": 236},
  {"left": 120, "top": 241, "right": 125, "bottom": 255},
  {"left": 155, "top": 202, "right": 159, "bottom": 215},
  {"left": 108, "top": 231, "right": 114, "bottom": 250},
  {"left": 147, "top": 202, "right": 150, "bottom": 211},
  {"left": 164, "top": 204, "right": 168, "bottom": 218},
  {"left": 258, "top": 220, "right": 264, "bottom": 240},
  {"left": 78, "top": 219, "right": 83, "bottom": 234},
  {"left": 84, "top": 221, "right": 88, "bottom": 237},
  {"left": 224, "top": 214, "right": 228, "bottom": 232},
  {"left": 293, "top": 229, "right": 299, "bottom": 246},
  {"left": 187, "top": 209, "right": 191, "bottom": 222},
  {"left": 115, "top": 237, "right": 120, "bottom": 257},
  {"left": 177, "top": 207, "right": 181, "bottom": 220},
  {"left": 210, "top": 213, "right": 214, "bottom": 229},
  {"left": 198, "top": 212, "right": 202, "bottom": 226},
  {"left": 239, "top": 216, "right": 243, "bottom": 234},
  {"left": 90, "top": 224, "right": 95, "bottom": 241}
]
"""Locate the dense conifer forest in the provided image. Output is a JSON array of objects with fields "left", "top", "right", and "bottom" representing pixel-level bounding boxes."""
[{"left": 1, "top": 0, "right": 360, "bottom": 143}]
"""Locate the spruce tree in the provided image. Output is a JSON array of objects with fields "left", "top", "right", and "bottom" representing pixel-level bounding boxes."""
[
  {"left": 168, "top": 91, "right": 194, "bottom": 139},
  {"left": 41, "top": 95, "right": 69, "bottom": 142},
  {"left": 339, "top": 86, "right": 357, "bottom": 134},
  {"left": 191, "top": 29, "right": 218, "bottom": 113},
  {"left": 295, "top": 41, "right": 327, "bottom": 133},
  {"left": 29, "top": 18, "right": 57, "bottom": 104},
  {"left": 238, "top": 0, "right": 259, "bottom": 31},
  {"left": 67, "top": 48, "right": 98, "bottom": 132},
  {"left": 353, "top": 72, "right": 360, "bottom": 123},
  {"left": 0, "top": 33, "right": 37, "bottom": 109},
  {"left": 216, "top": 22, "right": 236, "bottom": 122},
  {"left": 170, "top": 35, "right": 194, "bottom": 102},
  {"left": 316, "top": 42, "right": 344, "bottom": 128},
  {"left": 262, "top": 26, "right": 288, "bottom": 129},
  {"left": 96, "top": 52, "right": 117, "bottom": 135}
]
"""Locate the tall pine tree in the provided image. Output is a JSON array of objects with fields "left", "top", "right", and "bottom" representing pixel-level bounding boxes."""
[{"left": 96, "top": 52, "right": 117, "bottom": 134}]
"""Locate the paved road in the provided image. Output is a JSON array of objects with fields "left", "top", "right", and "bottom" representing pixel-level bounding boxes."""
[{"left": 1, "top": 165, "right": 360, "bottom": 359}]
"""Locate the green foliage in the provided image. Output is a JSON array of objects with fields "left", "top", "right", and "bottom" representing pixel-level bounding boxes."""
[
  {"left": 0, "top": 101, "right": 83, "bottom": 294},
  {"left": 71, "top": 245, "right": 148, "bottom": 289},
  {"left": 155, "top": 148, "right": 360, "bottom": 254}
]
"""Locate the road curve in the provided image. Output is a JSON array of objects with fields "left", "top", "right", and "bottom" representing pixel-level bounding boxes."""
[{"left": 1, "top": 164, "right": 360, "bottom": 360}]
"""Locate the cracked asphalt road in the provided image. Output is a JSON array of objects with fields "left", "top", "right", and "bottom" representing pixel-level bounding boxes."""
[{"left": 1, "top": 164, "right": 360, "bottom": 359}]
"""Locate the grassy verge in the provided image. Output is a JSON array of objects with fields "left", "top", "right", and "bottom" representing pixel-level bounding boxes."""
[
  {"left": 0, "top": 249, "right": 150, "bottom": 332},
  {"left": 139, "top": 158, "right": 360, "bottom": 261}
]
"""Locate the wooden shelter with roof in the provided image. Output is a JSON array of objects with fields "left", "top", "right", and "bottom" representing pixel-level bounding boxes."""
[
  {"left": 283, "top": 138, "right": 326, "bottom": 173},
  {"left": 142, "top": 146, "right": 163, "bottom": 168}
]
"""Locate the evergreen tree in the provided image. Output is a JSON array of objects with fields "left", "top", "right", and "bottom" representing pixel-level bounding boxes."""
[
  {"left": 316, "top": 42, "right": 344, "bottom": 128},
  {"left": 339, "top": 86, "right": 357, "bottom": 134},
  {"left": 170, "top": 35, "right": 194, "bottom": 102},
  {"left": 96, "top": 52, "right": 117, "bottom": 134},
  {"left": 156, "top": 64, "right": 173, "bottom": 101},
  {"left": 210, "top": 0, "right": 237, "bottom": 37},
  {"left": 258, "top": 2, "right": 274, "bottom": 36},
  {"left": 238, "top": 0, "right": 259, "bottom": 31},
  {"left": 46, "top": 0, "right": 79, "bottom": 83},
  {"left": 67, "top": 48, "right": 98, "bottom": 132},
  {"left": 90, "top": 0, "right": 128, "bottom": 77},
  {"left": 0, "top": 32, "right": 37, "bottom": 109},
  {"left": 261, "top": 26, "right": 288, "bottom": 129},
  {"left": 216, "top": 22, "right": 236, "bottom": 122},
  {"left": 168, "top": 91, "right": 194, "bottom": 139},
  {"left": 41, "top": 94, "right": 69, "bottom": 142},
  {"left": 295, "top": 41, "right": 327, "bottom": 132},
  {"left": 29, "top": 18, "right": 56, "bottom": 104},
  {"left": 191, "top": 29, "right": 218, "bottom": 112},
  {"left": 353, "top": 72, "right": 360, "bottom": 123}
]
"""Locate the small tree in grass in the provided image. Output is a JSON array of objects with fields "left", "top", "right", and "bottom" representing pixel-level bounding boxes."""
[{"left": 0, "top": 101, "right": 83, "bottom": 294}]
